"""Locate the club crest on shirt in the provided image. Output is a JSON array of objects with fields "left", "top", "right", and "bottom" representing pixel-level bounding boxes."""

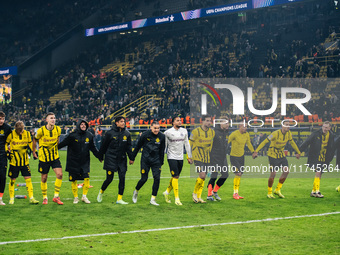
[
  {"left": 155, "top": 138, "right": 160, "bottom": 144},
  {"left": 0, "top": 130, "right": 4, "bottom": 134},
  {"left": 85, "top": 138, "right": 89, "bottom": 144},
  {"left": 123, "top": 136, "right": 127, "bottom": 142}
]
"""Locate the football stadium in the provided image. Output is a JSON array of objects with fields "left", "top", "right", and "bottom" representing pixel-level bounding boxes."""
[{"left": 1, "top": 0, "right": 340, "bottom": 253}]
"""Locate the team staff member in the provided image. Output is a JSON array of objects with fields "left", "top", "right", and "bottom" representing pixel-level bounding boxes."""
[
  {"left": 97, "top": 116, "right": 133, "bottom": 204},
  {"left": 253, "top": 125, "right": 301, "bottom": 198},
  {"left": 6, "top": 121, "right": 39, "bottom": 204},
  {"left": 58, "top": 119, "right": 101, "bottom": 204},
  {"left": 131, "top": 122, "right": 165, "bottom": 206},
  {"left": 228, "top": 124, "right": 255, "bottom": 200},
  {"left": 163, "top": 116, "right": 192, "bottom": 206},
  {"left": 0, "top": 111, "right": 11, "bottom": 205},
  {"left": 299, "top": 121, "right": 334, "bottom": 198},
  {"left": 33, "top": 112, "right": 64, "bottom": 205},
  {"left": 207, "top": 116, "right": 229, "bottom": 201},
  {"left": 190, "top": 115, "right": 215, "bottom": 204}
]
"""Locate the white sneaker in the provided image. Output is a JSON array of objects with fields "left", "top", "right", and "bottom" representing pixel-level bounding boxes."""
[
  {"left": 73, "top": 197, "right": 79, "bottom": 204},
  {"left": 150, "top": 200, "right": 159, "bottom": 206},
  {"left": 116, "top": 199, "right": 128, "bottom": 205},
  {"left": 0, "top": 200, "right": 6, "bottom": 205},
  {"left": 82, "top": 196, "right": 91, "bottom": 204},
  {"left": 97, "top": 191, "right": 103, "bottom": 203},
  {"left": 132, "top": 190, "right": 138, "bottom": 204}
]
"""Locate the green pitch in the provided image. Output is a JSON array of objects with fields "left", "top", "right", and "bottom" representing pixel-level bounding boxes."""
[{"left": 0, "top": 152, "right": 339, "bottom": 254}]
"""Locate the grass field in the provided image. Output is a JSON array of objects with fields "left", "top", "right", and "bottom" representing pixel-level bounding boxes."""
[{"left": 0, "top": 151, "right": 339, "bottom": 254}]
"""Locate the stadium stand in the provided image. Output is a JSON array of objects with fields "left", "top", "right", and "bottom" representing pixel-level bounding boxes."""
[{"left": 1, "top": 0, "right": 339, "bottom": 129}]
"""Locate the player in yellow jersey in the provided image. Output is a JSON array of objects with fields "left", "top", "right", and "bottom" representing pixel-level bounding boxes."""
[
  {"left": 299, "top": 121, "right": 334, "bottom": 198},
  {"left": 228, "top": 124, "right": 255, "bottom": 200},
  {"left": 190, "top": 115, "right": 215, "bottom": 203},
  {"left": 33, "top": 112, "right": 63, "bottom": 205},
  {"left": 6, "top": 121, "right": 39, "bottom": 204},
  {"left": 253, "top": 125, "right": 301, "bottom": 198}
]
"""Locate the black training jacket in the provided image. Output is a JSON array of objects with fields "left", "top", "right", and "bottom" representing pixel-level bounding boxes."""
[
  {"left": 210, "top": 125, "right": 229, "bottom": 164},
  {"left": 299, "top": 128, "right": 335, "bottom": 165},
  {"left": 99, "top": 123, "right": 133, "bottom": 170},
  {"left": 0, "top": 123, "right": 12, "bottom": 157},
  {"left": 58, "top": 119, "right": 100, "bottom": 173},
  {"left": 131, "top": 130, "right": 165, "bottom": 165}
]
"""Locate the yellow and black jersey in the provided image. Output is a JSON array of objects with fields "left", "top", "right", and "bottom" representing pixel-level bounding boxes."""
[
  {"left": 228, "top": 130, "right": 254, "bottom": 157},
  {"left": 255, "top": 129, "right": 301, "bottom": 159},
  {"left": 6, "top": 130, "right": 32, "bottom": 167},
  {"left": 318, "top": 132, "right": 329, "bottom": 162},
  {"left": 189, "top": 127, "right": 215, "bottom": 163},
  {"left": 35, "top": 125, "right": 61, "bottom": 162}
]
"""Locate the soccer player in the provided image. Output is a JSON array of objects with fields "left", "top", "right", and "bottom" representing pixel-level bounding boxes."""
[
  {"left": 58, "top": 119, "right": 101, "bottom": 204},
  {"left": 0, "top": 111, "right": 12, "bottom": 205},
  {"left": 228, "top": 123, "right": 255, "bottom": 200},
  {"left": 97, "top": 116, "right": 133, "bottom": 204},
  {"left": 190, "top": 115, "right": 215, "bottom": 203},
  {"left": 131, "top": 122, "right": 165, "bottom": 206},
  {"left": 6, "top": 121, "right": 39, "bottom": 204},
  {"left": 207, "top": 116, "right": 230, "bottom": 201},
  {"left": 33, "top": 112, "right": 64, "bottom": 205},
  {"left": 299, "top": 121, "right": 335, "bottom": 198},
  {"left": 162, "top": 116, "right": 192, "bottom": 206},
  {"left": 253, "top": 125, "right": 301, "bottom": 198}
]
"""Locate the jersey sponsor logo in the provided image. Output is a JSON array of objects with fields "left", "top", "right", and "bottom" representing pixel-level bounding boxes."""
[
  {"left": 199, "top": 139, "right": 213, "bottom": 143},
  {"left": 12, "top": 141, "right": 27, "bottom": 146},
  {"left": 169, "top": 139, "right": 185, "bottom": 142},
  {"left": 43, "top": 138, "right": 57, "bottom": 143}
]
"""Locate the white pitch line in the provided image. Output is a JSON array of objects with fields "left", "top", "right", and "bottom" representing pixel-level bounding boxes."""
[{"left": 0, "top": 211, "right": 339, "bottom": 246}]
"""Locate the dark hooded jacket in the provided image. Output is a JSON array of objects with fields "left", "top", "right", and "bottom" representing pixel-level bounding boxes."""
[
  {"left": 299, "top": 128, "right": 335, "bottom": 166},
  {"left": 58, "top": 119, "right": 100, "bottom": 173},
  {"left": 99, "top": 123, "right": 133, "bottom": 170}
]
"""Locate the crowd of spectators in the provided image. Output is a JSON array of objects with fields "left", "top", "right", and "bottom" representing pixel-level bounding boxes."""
[{"left": 1, "top": 0, "right": 339, "bottom": 129}]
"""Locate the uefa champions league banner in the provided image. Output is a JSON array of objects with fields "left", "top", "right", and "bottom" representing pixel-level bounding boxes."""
[
  {"left": 0, "top": 66, "right": 17, "bottom": 75},
  {"left": 86, "top": 0, "right": 250, "bottom": 36},
  {"left": 189, "top": 78, "right": 340, "bottom": 178},
  {"left": 85, "top": 0, "right": 307, "bottom": 37}
]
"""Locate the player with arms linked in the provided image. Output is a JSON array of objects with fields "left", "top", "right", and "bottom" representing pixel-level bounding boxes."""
[
  {"left": 253, "top": 124, "right": 301, "bottom": 199},
  {"left": 0, "top": 111, "right": 12, "bottom": 205},
  {"left": 97, "top": 116, "right": 134, "bottom": 204},
  {"left": 58, "top": 119, "right": 101, "bottom": 204},
  {"left": 131, "top": 122, "right": 166, "bottom": 206},
  {"left": 33, "top": 112, "right": 64, "bottom": 205},
  {"left": 162, "top": 116, "right": 192, "bottom": 206}
]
